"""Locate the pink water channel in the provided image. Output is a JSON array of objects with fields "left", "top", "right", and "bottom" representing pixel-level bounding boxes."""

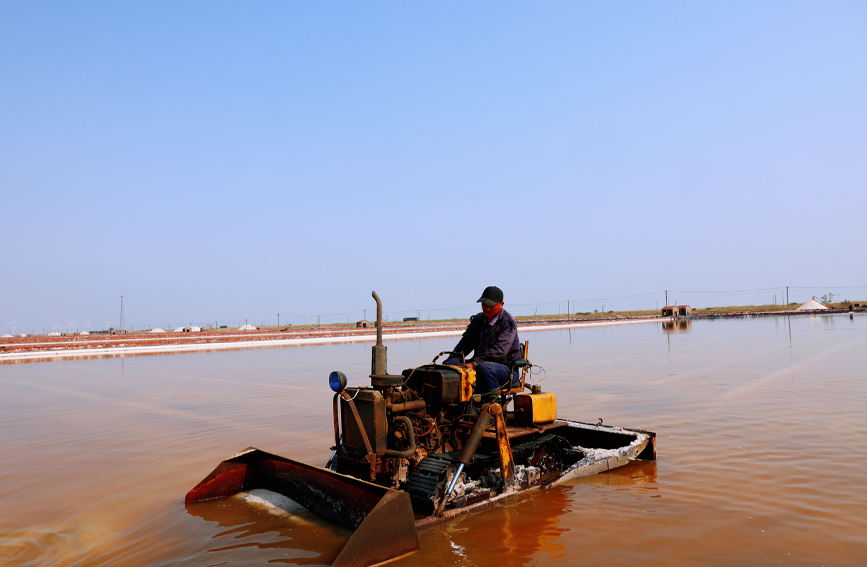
[{"left": 1, "top": 313, "right": 865, "bottom": 567}]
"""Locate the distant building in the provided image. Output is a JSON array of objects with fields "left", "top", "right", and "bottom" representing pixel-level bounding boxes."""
[
  {"left": 356, "top": 320, "right": 371, "bottom": 328},
  {"left": 403, "top": 317, "right": 418, "bottom": 322},
  {"left": 662, "top": 305, "right": 692, "bottom": 318}
]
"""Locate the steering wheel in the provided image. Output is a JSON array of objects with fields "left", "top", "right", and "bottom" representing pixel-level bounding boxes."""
[{"left": 432, "top": 351, "right": 466, "bottom": 365}]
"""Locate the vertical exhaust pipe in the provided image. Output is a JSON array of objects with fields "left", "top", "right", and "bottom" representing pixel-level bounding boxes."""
[{"left": 371, "top": 291, "right": 387, "bottom": 376}]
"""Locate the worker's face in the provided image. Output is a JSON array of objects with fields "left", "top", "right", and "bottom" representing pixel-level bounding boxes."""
[{"left": 482, "top": 301, "right": 504, "bottom": 321}]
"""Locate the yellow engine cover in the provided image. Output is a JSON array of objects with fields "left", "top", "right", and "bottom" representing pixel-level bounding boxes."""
[
  {"left": 440, "top": 363, "right": 477, "bottom": 403},
  {"left": 513, "top": 392, "right": 557, "bottom": 426},
  {"left": 461, "top": 368, "right": 476, "bottom": 403}
]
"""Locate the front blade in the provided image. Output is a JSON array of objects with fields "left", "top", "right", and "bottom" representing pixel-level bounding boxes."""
[{"left": 186, "top": 448, "right": 419, "bottom": 567}]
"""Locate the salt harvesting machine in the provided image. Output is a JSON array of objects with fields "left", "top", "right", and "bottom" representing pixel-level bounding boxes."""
[{"left": 186, "top": 292, "right": 656, "bottom": 566}]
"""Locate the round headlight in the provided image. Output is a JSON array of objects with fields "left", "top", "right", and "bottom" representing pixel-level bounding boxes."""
[{"left": 329, "top": 371, "right": 347, "bottom": 393}]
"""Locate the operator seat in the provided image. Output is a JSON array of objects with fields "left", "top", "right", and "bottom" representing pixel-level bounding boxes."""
[{"left": 500, "top": 341, "right": 530, "bottom": 395}]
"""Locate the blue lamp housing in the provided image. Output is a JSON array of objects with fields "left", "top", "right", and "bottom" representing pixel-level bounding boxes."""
[{"left": 329, "top": 371, "right": 347, "bottom": 393}]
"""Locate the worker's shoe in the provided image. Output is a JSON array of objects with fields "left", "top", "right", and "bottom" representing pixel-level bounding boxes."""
[{"left": 471, "top": 392, "right": 497, "bottom": 406}]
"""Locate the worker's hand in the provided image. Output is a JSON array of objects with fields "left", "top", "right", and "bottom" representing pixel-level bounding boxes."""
[{"left": 466, "top": 361, "right": 475, "bottom": 370}]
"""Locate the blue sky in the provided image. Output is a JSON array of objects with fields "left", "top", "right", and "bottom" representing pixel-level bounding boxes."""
[{"left": 2, "top": 2, "right": 865, "bottom": 332}]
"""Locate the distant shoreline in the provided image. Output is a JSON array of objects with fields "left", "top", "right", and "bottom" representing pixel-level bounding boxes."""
[
  {"left": 1, "top": 307, "right": 861, "bottom": 364},
  {"left": 0, "top": 317, "right": 666, "bottom": 363}
]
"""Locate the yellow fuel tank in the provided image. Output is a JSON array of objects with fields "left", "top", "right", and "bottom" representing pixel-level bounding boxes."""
[{"left": 513, "top": 392, "right": 557, "bottom": 426}]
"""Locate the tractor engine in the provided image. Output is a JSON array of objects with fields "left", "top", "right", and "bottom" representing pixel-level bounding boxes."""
[
  {"left": 333, "top": 361, "right": 478, "bottom": 488},
  {"left": 329, "top": 292, "right": 575, "bottom": 516}
]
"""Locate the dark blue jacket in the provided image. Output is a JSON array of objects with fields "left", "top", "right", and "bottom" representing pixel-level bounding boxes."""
[{"left": 453, "top": 309, "right": 521, "bottom": 366}]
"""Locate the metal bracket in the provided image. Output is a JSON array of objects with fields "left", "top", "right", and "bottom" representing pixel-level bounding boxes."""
[{"left": 337, "top": 391, "right": 378, "bottom": 481}]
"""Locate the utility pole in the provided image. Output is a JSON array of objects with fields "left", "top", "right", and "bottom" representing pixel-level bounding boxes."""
[
  {"left": 119, "top": 295, "right": 125, "bottom": 331},
  {"left": 277, "top": 314, "right": 280, "bottom": 328},
  {"left": 786, "top": 286, "right": 789, "bottom": 308},
  {"left": 665, "top": 290, "right": 668, "bottom": 306}
]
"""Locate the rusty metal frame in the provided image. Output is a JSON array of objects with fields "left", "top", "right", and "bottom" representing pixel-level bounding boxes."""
[
  {"left": 337, "top": 391, "right": 378, "bottom": 481},
  {"left": 333, "top": 393, "right": 342, "bottom": 450},
  {"left": 490, "top": 404, "right": 517, "bottom": 490}
]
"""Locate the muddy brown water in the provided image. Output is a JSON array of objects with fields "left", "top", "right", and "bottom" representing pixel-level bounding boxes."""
[{"left": 2, "top": 314, "right": 865, "bottom": 566}]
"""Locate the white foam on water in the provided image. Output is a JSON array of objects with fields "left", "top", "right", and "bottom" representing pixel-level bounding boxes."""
[{"left": 236, "top": 488, "right": 320, "bottom": 526}]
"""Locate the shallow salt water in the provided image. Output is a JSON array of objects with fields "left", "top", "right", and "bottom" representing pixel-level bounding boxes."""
[{"left": 1, "top": 314, "right": 866, "bottom": 566}]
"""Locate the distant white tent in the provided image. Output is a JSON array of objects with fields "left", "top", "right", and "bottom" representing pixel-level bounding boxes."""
[
  {"left": 17, "top": 333, "right": 27, "bottom": 337},
  {"left": 79, "top": 331, "right": 88, "bottom": 336},
  {"left": 48, "top": 332, "right": 61, "bottom": 336},
  {"left": 795, "top": 298, "right": 829, "bottom": 311},
  {"left": 150, "top": 328, "right": 166, "bottom": 333},
  {"left": 1, "top": 334, "right": 12, "bottom": 338},
  {"left": 173, "top": 327, "right": 185, "bottom": 332},
  {"left": 237, "top": 324, "right": 258, "bottom": 331}
]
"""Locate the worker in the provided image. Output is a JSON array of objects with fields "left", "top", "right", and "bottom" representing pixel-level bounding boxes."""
[{"left": 445, "top": 286, "right": 522, "bottom": 402}]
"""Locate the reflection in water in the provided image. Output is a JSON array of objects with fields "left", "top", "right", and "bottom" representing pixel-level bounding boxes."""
[
  {"left": 570, "top": 460, "right": 658, "bottom": 488},
  {"left": 662, "top": 320, "right": 690, "bottom": 363},
  {"left": 415, "top": 486, "right": 573, "bottom": 567},
  {"left": 661, "top": 319, "right": 692, "bottom": 333},
  {"left": 493, "top": 487, "right": 571, "bottom": 566}
]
